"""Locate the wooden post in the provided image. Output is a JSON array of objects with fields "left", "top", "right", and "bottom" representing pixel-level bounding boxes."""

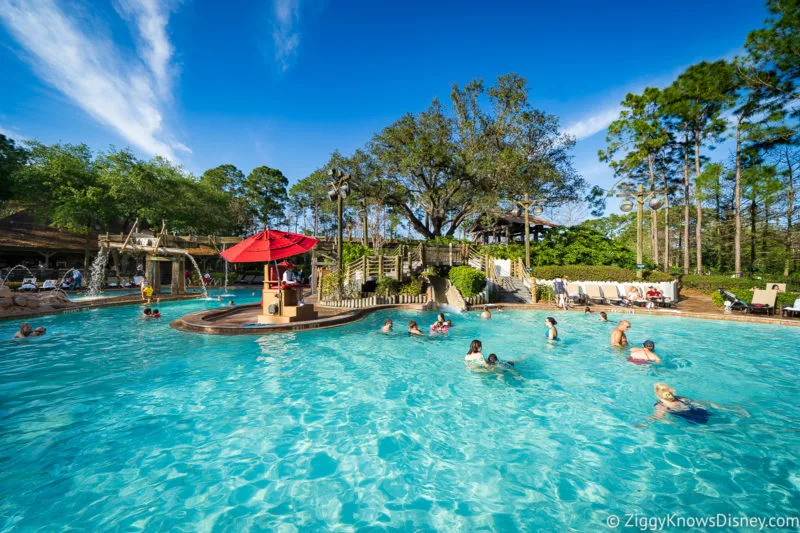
[
  {"left": 396, "top": 255, "right": 402, "bottom": 281},
  {"left": 378, "top": 255, "right": 384, "bottom": 278},
  {"left": 171, "top": 259, "right": 183, "bottom": 295}
]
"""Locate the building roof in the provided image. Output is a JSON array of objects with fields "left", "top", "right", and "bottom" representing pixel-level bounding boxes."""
[
  {"left": 0, "top": 214, "right": 99, "bottom": 253},
  {"left": 469, "top": 212, "right": 558, "bottom": 235}
]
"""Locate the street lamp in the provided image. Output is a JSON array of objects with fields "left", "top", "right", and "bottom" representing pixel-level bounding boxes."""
[
  {"left": 327, "top": 168, "right": 351, "bottom": 267},
  {"left": 512, "top": 194, "right": 547, "bottom": 269},
  {"left": 616, "top": 184, "right": 667, "bottom": 279}
]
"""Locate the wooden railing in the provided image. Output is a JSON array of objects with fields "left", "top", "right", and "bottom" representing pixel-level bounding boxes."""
[{"left": 511, "top": 258, "right": 536, "bottom": 302}]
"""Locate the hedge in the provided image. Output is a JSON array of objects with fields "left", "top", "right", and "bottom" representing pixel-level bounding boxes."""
[
  {"left": 449, "top": 266, "right": 487, "bottom": 297},
  {"left": 681, "top": 275, "right": 798, "bottom": 294},
  {"left": 711, "top": 288, "right": 800, "bottom": 308},
  {"left": 375, "top": 276, "right": 401, "bottom": 296},
  {"left": 530, "top": 265, "right": 674, "bottom": 283}
]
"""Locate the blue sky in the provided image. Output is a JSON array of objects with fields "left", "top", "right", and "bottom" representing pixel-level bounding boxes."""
[{"left": 0, "top": 0, "right": 768, "bottom": 199}]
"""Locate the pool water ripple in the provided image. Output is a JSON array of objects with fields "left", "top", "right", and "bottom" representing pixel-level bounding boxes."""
[{"left": 1, "top": 295, "right": 800, "bottom": 530}]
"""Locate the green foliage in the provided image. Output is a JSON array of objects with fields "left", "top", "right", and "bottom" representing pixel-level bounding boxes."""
[
  {"left": 680, "top": 275, "right": 780, "bottom": 293},
  {"left": 342, "top": 242, "right": 374, "bottom": 265},
  {"left": 476, "top": 243, "right": 526, "bottom": 260},
  {"left": 375, "top": 276, "right": 401, "bottom": 296},
  {"left": 0, "top": 134, "right": 28, "bottom": 203},
  {"left": 711, "top": 288, "right": 798, "bottom": 309},
  {"left": 448, "top": 266, "right": 486, "bottom": 297},
  {"left": 535, "top": 283, "right": 554, "bottom": 302},
  {"left": 530, "top": 265, "right": 673, "bottom": 283},
  {"left": 320, "top": 271, "right": 344, "bottom": 299},
  {"left": 245, "top": 166, "right": 289, "bottom": 228},
  {"left": 399, "top": 278, "right": 424, "bottom": 295},
  {"left": 530, "top": 224, "right": 654, "bottom": 269},
  {"left": 421, "top": 265, "right": 439, "bottom": 278}
]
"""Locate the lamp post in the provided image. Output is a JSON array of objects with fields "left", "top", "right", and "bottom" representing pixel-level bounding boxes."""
[
  {"left": 617, "top": 184, "right": 667, "bottom": 279},
  {"left": 513, "top": 194, "right": 547, "bottom": 269},
  {"left": 359, "top": 199, "right": 368, "bottom": 247},
  {"left": 327, "top": 168, "right": 351, "bottom": 267}
]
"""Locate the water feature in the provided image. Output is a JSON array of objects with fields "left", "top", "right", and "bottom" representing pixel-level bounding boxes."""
[
  {"left": 184, "top": 252, "right": 208, "bottom": 298},
  {"left": 86, "top": 248, "right": 110, "bottom": 297},
  {"left": 56, "top": 268, "right": 81, "bottom": 291},
  {"left": 1, "top": 306, "right": 799, "bottom": 529},
  {"left": 0, "top": 264, "right": 35, "bottom": 287}
]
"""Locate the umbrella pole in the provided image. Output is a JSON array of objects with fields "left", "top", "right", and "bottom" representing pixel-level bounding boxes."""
[{"left": 274, "top": 259, "right": 282, "bottom": 317}]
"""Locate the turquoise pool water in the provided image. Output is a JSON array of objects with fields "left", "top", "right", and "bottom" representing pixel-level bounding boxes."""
[{"left": 1, "top": 294, "right": 799, "bottom": 530}]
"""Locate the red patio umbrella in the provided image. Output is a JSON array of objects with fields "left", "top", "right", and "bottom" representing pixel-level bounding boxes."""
[
  {"left": 221, "top": 230, "right": 318, "bottom": 263},
  {"left": 277, "top": 261, "right": 296, "bottom": 268}
]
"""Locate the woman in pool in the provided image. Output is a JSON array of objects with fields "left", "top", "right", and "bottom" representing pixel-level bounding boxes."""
[
  {"left": 465, "top": 340, "right": 485, "bottom": 365},
  {"left": 599, "top": 311, "right": 608, "bottom": 322},
  {"left": 627, "top": 340, "right": 661, "bottom": 364},
  {"left": 650, "top": 382, "right": 710, "bottom": 424},
  {"left": 545, "top": 317, "right": 558, "bottom": 341},
  {"left": 408, "top": 320, "right": 424, "bottom": 336},
  {"left": 382, "top": 319, "right": 393, "bottom": 333}
]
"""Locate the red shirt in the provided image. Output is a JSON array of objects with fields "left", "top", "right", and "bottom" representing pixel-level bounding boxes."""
[{"left": 646, "top": 289, "right": 661, "bottom": 298}]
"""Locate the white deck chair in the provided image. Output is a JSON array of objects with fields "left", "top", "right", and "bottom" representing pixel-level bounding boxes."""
[
  {"left": 566, "top": 282, "right": 584, "bottom": 304},
  {"left": 749, "top": 289, "right": 777, "bottom": 315},
  {"left": 19, "top": 277, "right": 38, "bottom": 291},
  {"left": 584, "top": 284, "right": 604, "bottom": 304},
  {"left": 783, "top": 298, "right": 800, "bottom": 318},
  {"left": 600, "top": 284, "right": 624, "bottom": 305},
  {"left": 41, "top": 279, "right": 58, "bottom": 290}
]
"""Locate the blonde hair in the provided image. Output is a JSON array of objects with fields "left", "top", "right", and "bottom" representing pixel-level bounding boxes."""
[{"left": 654, "top": 382, "right": 676, "bottom": 402}]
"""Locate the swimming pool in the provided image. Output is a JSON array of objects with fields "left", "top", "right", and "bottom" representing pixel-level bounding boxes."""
[{"left": 1, "top": 296, "right": 799, "bottom": 530}]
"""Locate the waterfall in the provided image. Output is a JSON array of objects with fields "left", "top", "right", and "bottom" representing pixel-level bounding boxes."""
[
  {"left": 185, "top": 252, "right": 208, "bottom": 298},
  {"left": 220, "top": 244, "right": 233, "bottom": 297},
  {"left": 0, "top": 265, "right": 34, "bottom": 287},
  {"left": 87, "top": 248, "right": 110, "bottom": 296}
]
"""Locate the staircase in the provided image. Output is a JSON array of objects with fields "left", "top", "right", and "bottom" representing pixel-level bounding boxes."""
[{"left": 498, "top": 276, "right": 532, "bottom": 303}]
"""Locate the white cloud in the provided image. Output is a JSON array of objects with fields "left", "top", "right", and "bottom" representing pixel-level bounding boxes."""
[
  {"left": 564, "top": 106, "right": 621, "bottom": 141},
  {"left": 0, "top": 0, "right": 186, "bottom": 160},
  {"left": 0, "top": 125, "right": 27, "bottom": 141},
  {"left": 272, "top": 0, "right": 301, "bottom": 70}
]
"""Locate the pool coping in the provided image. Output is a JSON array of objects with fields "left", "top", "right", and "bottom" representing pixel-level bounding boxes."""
[
  {"left": 0, "top": 293, "right": 206, "bottom": 322},
  {"left": 170, "top": 303, "right": 430, "bottom": 335}
]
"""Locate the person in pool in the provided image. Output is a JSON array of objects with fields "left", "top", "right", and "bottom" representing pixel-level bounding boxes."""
[
  {"left": 584, "top": 306, "right": 592, "bottom": 314},
  {"left": 151, "top": 309, "right": 162, "bottom": 319},
  {"left": 486, "top": 353, "right": 515, "bottom": 367},
  {"left": 13, "top": 323, "right": 33, "bottom": 339},
  {"left": 382, "top": 319, "right": 393, "bottom": 333},
  {"left": 465, "top": 339, "right": 485, "bottom": 365},
  {"left": 142, "top": 308, "right": 153, "bottom": 318},
  {"left": 430, "top": 313, "right": 448, "bottom": 332},
  {"left": 408, "top": 320, "right": 424, "bottom": 336},
  {"left": 545, "top": 317, "right": 558, "bottom": 341},
  {"left": 599, "top": 311, "right": 608, "bottom": 322},
  {"left": 481, "top": 309, "right": 492, "bottom": 319},
  {"left": 628, "top": 340, "right": 661, "bottom": 364},
  {"left": 650, "top": 382, "right": 711, "bottom": 424},
  {"left": 32, "top": 326, "right": 46, "bottom": 336},
  {"left": 610, "top": 320, "right": 630, "bottom": 346}
]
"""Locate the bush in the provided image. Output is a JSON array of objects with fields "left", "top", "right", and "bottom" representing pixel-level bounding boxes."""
[
  {"left": 375, "top": 276, "right": 401, "bottom": 296},
  {"left": 342, "top": 242, "right": 374, "bottom": 265},
  {"left": 421, "top": 265, "right": 438, "bottom": 278},
  {"left": 711, "top": 288, "right": 799, "bottom": 308},
  {"left": 320, "top": 271, "right": 344, "bottom": 299},
  {"left": 530, "top": 265, "right": 674, "bottom": 283},
  {"left": 399, "top": 278, "right": 424, "bottom": 295},
  {"left": 449, "top": 266, "right": 486, "bottom": 297},
  {"left": 681, "top": 275, "right": 799, "bottom": 294},
  {"left": 475, "top": 243, "right": 526, "bottom": 260}
]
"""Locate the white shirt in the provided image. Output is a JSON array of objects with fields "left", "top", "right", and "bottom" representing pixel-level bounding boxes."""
[{"left": 282, "top": 270, "right": 297, "bottom": 283}]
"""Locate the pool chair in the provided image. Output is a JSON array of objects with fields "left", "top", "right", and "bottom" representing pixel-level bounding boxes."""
[
  {"left": 718, "top": 289, "right": 749, "bottom": 312},
  {"left": 782, "top": 298, "right": 800, "bottom": 318},
  {"left": 41, "top": 279, "right": 58, "bottom": 291},
  {"left": 623, "top": 285, "right": 648, "bottom": 307},
  {"left": 18, "top": 277, "right": 39, "bottom": 291},
  {"left": 252, "top": 275, "right": 264, "bottom": 285},
  {"left": 238, "top": 274, "right": 255, "bottom": 285},
  {"left": 749, "top": 289, "right": 777, "bottom": 316},
  {"left": 566, "top": 282, "right": 584, "bottom": 304},
  {"left": 600, "top": 284, "right": 625, "bottom": 306},
  {"left": 584, "top": 284, "right": 605, "bottom": 305},
  {"left": 120, "top": 277, "right": 133, "bottom": 288}
]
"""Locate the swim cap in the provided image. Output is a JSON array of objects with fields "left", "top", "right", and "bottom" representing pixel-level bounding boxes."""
[{"left": 643, "top": 340, "right": 655, "bottom": 349}]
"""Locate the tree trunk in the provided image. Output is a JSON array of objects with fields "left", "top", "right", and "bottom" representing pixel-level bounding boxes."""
[
  {"left": 785, "top": 149, "right": 795, "bottom": 277},
  {"left": 683, "top": 126, "right": 691, "bottom": 275},
  {"left": 313, "top": 208, "right": 319, "bottom": 236},
  {"left": 663, "top": 173, "right": 670, "bottom": 271},
  {"left": 750, "top": 189, "right": 757, "bottom": 277},
  {"left": 734, "top": 120, "right": 742, "bottom": 277},
  {"left": 694, "top": 132, "right": 703, "bottom": 274},
  {"left": 715, "top": 177, "right": 722, "bottom": 272},
  {"left": 84, "top": 232, "right": 91, "bottom": 273},
  {"left": 648, "top": 153, "right": 659, "bottom": 266}
]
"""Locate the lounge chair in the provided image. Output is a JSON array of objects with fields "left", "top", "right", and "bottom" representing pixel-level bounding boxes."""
[
  {"left": 566, "top": 282, "right": 584, "bottom": 304},
  {"left": 107, "top": 276, "right": 119, "bottom": 287},
  {"left": 600, "top": 284, "right": 625, "bottom": 306},
  {"left": 238, "top": 274, "right": 255, "bottom": 285},
  {"left": 623, "top": 285, "right": 648, "bottom": 307},
  {"left": 18, "top": 277, "right": 39, "bottom": 291},
  {"left": 252, "top": 275, "right": 264, "bottom": 285},
  {"left": 782, "top": 298, "right": 800, "bottom": 318},
  {"left": 766, "top": 283, "right": 786, "bottom": 292},
  {"left": 41, "top": 279, "right": 58, "bottom": 290},
  {"left": 584, "top": 284, "right": 604, "bottom": 305},
  {"left": 718, "top": 289, "right": 749, "bottom": 312},
  {"left": 749, "top": 289, "right": 777, "bottom": 315},
  {"left": 119, "top": 277, "right": 133, "bottom": 288}
]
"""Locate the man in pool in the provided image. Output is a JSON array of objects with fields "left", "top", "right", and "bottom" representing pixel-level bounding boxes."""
[
  {"left": 408, "top": 321, "right": 424, "bottom": 336},
  {"left": 610, "top": 320, "right": 630, "bottom": 346},
  {"left": 599, "top": 311, "right": 608, "bottom": 322},
  {"left": 382, "top": 319, "right": 393, "bottom": 333},
  {"left": 628, "top": 340, "right": 661, "bottom": 364},
  {"left": 486, "top": 354, "right": 515, "bottom": 367},
  {"left": 481, "top": 309, "right": 491, "bottom": 319},
  {"left": 32, "top": 326, "right": 46, "bottom": 336},
  {"left": 13, "top": 323, "right": 33, "bottom": 338}
]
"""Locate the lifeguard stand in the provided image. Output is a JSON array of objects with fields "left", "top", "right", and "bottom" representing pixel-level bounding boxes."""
[{"left": 256, "top": 264, "right": 318, "bottom": 324}]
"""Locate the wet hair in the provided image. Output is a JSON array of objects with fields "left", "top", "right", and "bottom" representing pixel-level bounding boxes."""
[
  {"left": 143, "top": 308, "right": 152, "bottom": 315},
  {"left": 34, "top": 327, "right": 46, "bottom": 334},
  {"left": 384, "top": 319, "right": 392, "bottom": 325},
  {"left": 584, "top": 306, "right": 592, "bottom": 313},
  {"left": 153, "top": 309, "right": 160, "bottom": 314},
  {"left": 20, "top": 323, "right": 31, "bottom": 331},
  {"left": 643, "top": 340, "right": 655, "bottom": 350},
  {"left": 599, "top": 312, "right": 608, "bottom": 320},
  {"left": 445, "top": 320, "right": 452, "bottom": 326},
  {"left": 468, "top": 339, "right": 482, "bottom": 354},
  {"left": 408, "top": 320, "right": 418, "bottom": 329},
  {"left": 437, "top": 313, "right": 445, "bottom": 322},
  {"left": 546, "top": 317, "right": 557, "bottom": 326},
  {"left": 487, "top": 354, "right": 498, "bottom": 365},
  {"left": 654, "top": 382, "right": 676, "bottom": 402}
]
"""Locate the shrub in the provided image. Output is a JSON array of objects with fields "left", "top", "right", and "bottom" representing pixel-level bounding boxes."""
[
  {"left": 375, "top": 276, "right": 401, "bottom": 296},
  {"left": 342, "top": 242, "right": 374, "bottom": 265},
  {"left": 399, "top": 278, "right": 424, "bottom": 295},
  {"left": 711, "top": 288, "right": 799, "bottom": 308},
  {"left": 320, "top": 271, "right": 344, "bottom": 299},
  {"left": 475, "top": 243, "right": 526, "bottom": 260},
  {"left": 530, "top": 265, "right": 674, "bottom": 283},
  {"left": 421, "top": 266, "right": 438, "bottom": 278},
  {"left": 449, "top": 266, "right": 486, "bottom": 297}
]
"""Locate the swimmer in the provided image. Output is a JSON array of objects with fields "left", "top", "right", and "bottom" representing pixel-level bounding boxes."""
[
  {"left": 649, "top": 382, "right": 710, "bottom": 425},
  {"left": 610, "top": 320, "right": 630, "bottom": 346},
  {"left": 32, "top": 326, "right": 46, "bottom": 336},
  {"left": 217, "top": 295, "right": 223, "bottom": 301},
  {"left": 408, "top": 320, "right": 424, "bottom": 336},
  {"left": 465, "top": 339, "right": 485, "bottom": 365},
  {"left": 382, "top": 319, "right": 393, "bottom": 333},
  {"left": 486, "top": 353, "right": 515, "bottom": 367},
  {"left": 599, "top": 311, "right": 608, "bottom": 322},
  {"left": 13, "top": 323, "right": 33, "bottom": 339},
  {"left": 584, "top": 306, "right": 592, "bottom": 314},
  {"left": 545, "top": 317, "right": 558, "bottom": 341},
  {"left": 627, "top": 340, "right": 661, "bottom": 364},
  {"left": 228, "top": 300, "right": 234, "bottom": 306},
  {"left": 444, "top": 319, "right": 453, "bottom": 327},
  {"left": 151, "top": 309, "right": 162, "bottom": 319},
  {"left": 481, "top": 309, "right": 491, "bottom": 319},
  {"left": 142, "top": 308, "right": 153, "bottom": 318}
]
